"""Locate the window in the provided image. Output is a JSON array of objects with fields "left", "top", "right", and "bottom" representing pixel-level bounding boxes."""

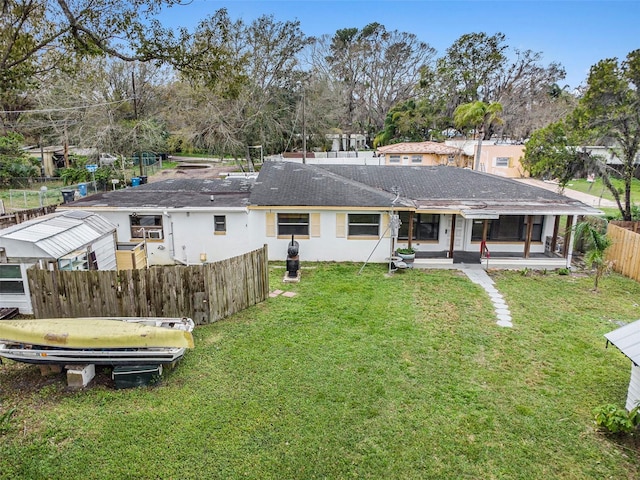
[
  {"left": 495, "top": 157, "right": 510, "bottom": 167},
  {"left": 278, "top": 213, "right": 309, "bottom": 236},
  {"left": 471, "top": 216, "right": 543, "bottom": 242},
  {"left": 348, "top": 214, "right": 380, "bottom": 236},
  {"left": 411, "top": 155, "right": 422, "bottom": 164},
  {"left": 130, "top": 215, "right": 163, "bottom": 239},
  {"left": 447, "top": 155, "right": 456, "bottom": 164},
  {"left": 398, "top": 213, "right": 440, "bottom": 241},
  {"left": 0, "top": 265, "right": 25, "bottom": 294},
  {"left": 389, "top": 155, "right": 401, "bottom": 163},
  {"left": 214, "top": 215, "right": 226, "bottom": 233}
]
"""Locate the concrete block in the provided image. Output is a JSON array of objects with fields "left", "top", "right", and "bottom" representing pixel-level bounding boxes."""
[
  {"left": 38, "top": 364, "right": 63, "bottom": 376},
  {"left": 66, "top": 364, "right": 96, "bottom": 388}
]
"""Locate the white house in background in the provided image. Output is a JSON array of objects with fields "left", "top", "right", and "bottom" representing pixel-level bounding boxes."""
[
  {"left": 60, "top": 177, "right": 256, "bottom": 266},
  {"left": 605, "top": 319, "right": 640, "bottom": 411},
  {"left": 0, "top": 211, "right": 117, "bottom": 314}
]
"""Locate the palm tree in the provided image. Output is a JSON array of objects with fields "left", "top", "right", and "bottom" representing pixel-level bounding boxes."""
[
  {"left": 453, "top": 101, "right": 503, "bottom": 171},
  {"left": 574, "top": 219, "right": 613, "bottom": 291}
]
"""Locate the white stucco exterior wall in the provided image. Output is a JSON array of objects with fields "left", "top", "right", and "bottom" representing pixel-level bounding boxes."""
[
  {"left": 87, "top": 208, "right": 256, "bottom": 266},
  {"left": 250, "top": 209, "right": 394, "bottom": 263}
]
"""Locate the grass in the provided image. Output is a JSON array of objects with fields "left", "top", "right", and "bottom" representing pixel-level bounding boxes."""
[
  {"left": 566, "top": 178, "right": 640, "bottom": 204},
  {"left": 1, "top": 264, "right": 640, "bottom": 479}
]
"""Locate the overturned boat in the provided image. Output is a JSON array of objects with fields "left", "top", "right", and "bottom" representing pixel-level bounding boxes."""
[{"left": 0, "top": 317, "right": 195, "bottom": 366}]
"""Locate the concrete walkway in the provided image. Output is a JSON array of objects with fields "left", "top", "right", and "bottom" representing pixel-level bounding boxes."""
[{"left": 460, "top": 265, "right": 513, "bottom": 328}]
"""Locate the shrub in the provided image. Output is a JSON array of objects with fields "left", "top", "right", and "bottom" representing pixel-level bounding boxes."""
[
  {"left": 593, "top": 404, "right": 640, "bottom": 434},
  {"left": 557, "top": 267, "right": 570, "bottom": 275}
]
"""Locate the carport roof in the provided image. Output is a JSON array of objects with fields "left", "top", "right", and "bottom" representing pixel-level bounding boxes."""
[
  {"left": 0, "top": 210, "right": 116, "bottom": 259},
  {"left": 605, "top": 319, "right": 640, "bottom": 366}
]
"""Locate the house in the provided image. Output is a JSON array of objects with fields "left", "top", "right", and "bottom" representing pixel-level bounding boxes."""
[
  {"left": 59, "top": 176, "right": 256, "bottom": 266},
  {"left": 0, "top": 210, "right": 118, "bottom": 314},
  {"left": 445, "top": 140, "right": 527, "bottom": 177},
  {"left": 376, "top": 142, "right": 471, "bottom": 168},
  {"left": 61, "top": 161, "right": 601, "bottom": 270},
  {"left": 604, "top": 319, "right": 640, "bottom": 411},
  {"left": 249, "top": 161, "right": 601, "bottom": 267}
]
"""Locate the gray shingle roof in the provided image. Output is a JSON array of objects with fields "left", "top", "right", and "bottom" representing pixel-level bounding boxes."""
[
  {"left": 65, "top": 178, "right": 253, "bottom": 209},
  {"left": 250, "top": 162, "right": 601, "bottom": 215},
  {"left": 250, "top": 162, "right": 405, "bottom": 207}
]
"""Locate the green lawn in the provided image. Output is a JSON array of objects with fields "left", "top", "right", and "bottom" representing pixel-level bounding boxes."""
[
  {"left": 1, "top": 264, "right": 640, "bottom": 479},
  {"left": 566, "top": 177, "right": 640, "bottom": 204}
]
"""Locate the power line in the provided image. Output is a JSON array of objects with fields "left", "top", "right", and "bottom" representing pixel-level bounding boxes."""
[{"left": 0, "top": 98, "right": 135, "bottom": 115}]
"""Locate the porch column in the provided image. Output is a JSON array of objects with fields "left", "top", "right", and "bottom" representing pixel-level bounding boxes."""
[
  {"left": 550, "top": 216, "right": 560, "bottom": 254},
  {"left": 482, "top": 220, "right": 488, "bottom": 243},
  {"left": 448, "top": 215, "right": 456, "bottom": 258},
  {"left": 524, "top": 215, "right": 534, "bottom": 259},
  {"left": 564, "top": 215, "right": 575, "bottom": 266},
  {"left": 407, "top": 212, "right": 414, "bottom": 249}
]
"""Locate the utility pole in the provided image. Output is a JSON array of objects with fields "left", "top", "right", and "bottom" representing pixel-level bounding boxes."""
[
  {"left": 132, "top": 71, "right": 143, "bottom": 177},
  {"left": 302, "top": 86, "right": 306, "bottom": 164}
]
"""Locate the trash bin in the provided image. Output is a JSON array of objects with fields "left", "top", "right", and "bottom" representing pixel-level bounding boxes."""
[
  {"left": 131, "top": 177, "right": 141, "bottom": 187},
  {"left": 78, "top": 183, "right": 87, "bottom": 196},
  {"left": 61, "top": 190, "right": 75, "bottom": 204},
  {"left": 139, "top": 175, "right": 148, "bottom": 184}
]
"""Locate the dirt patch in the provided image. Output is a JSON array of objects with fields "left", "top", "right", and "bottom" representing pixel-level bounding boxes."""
[{"left": 149, "top": 164, "right": 240, "bottom": 182}]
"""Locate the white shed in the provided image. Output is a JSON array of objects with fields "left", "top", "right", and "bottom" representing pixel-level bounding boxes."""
[
  {"left": 0, "top": 210, "right": 117, "bottom": 314},
  {"left": 605, "top": 319, "right": 640, "bottom": 411}
]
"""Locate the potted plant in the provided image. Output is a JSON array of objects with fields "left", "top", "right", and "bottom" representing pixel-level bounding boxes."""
[{"left": 396, "top": 247, "right": 416, "bottom": 262}]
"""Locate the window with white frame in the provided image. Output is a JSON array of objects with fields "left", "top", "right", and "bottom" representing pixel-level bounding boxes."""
[
  {"left": 0, "top": 265, "right": 25, "bottom": 294},
  {"left": 495, "top": 157, "right": 510, "bottom": 167},
  {"left": 348, "top": 214, "right": 380, "bottom": 236},
  {"left": 411, "top": 155, "right": 422, "bottom": 163},
  {"left": 130, "top": 214, "right": 163, "bottom": 239},
  {"left": 389, "top": 155, "right": 401, "bottom": 163},
  {"left": 277, "top": 213, "right": 309, "bottom": 236},
  {"left": 447, "top": 155, "right": 456, "bottom": 164},
  {"left": 214, "top": 215, "right": 226, "bottom": 233}
]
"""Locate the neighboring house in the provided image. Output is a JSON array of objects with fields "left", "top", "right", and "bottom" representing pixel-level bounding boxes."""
[
  {"left": 249, "top": 161, "right": 601, "bottom": 267},
  {"left": 377, "top": 142, "right": 471, "bottom": 168},
  {"left": 445, "top": 140, "right": 527, "bottom": 177},
  {"left": 59, "top": 177, "right": 256, "bottom": 266},
  {"left": 0, "top": 210, "right": 117, "bottom": 314},
  {"left": 604, "top": 319, "right": 640, "bottom": 411}
]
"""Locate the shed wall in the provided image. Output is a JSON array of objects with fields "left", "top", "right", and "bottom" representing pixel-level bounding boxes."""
[{"left": 627, "top": 364, "right": 640, "bottom": 411}]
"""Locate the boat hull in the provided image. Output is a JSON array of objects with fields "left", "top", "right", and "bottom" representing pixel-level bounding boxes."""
[
  {"left": 0, "top": 317, "right": 195, "bottom": 367},
  {"left": 0, "top": 343, "right": 187, "bottom": 366}
]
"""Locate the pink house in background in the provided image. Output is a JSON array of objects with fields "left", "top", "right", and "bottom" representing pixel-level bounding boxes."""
[
  {"left": 377, "top": 142, "right": 472, "bottom": 168},
  {"left": 376, "top": 141, "right": 527, "bottom": 178}
]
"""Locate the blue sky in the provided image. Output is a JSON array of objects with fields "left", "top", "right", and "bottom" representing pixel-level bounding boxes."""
[{"left": 157, "top": 0, "right": 639, "bottom": 89}]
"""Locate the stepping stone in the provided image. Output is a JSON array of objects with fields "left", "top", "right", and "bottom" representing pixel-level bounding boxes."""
[
  {"left": 497, "top": 319, "right": 513, "bottom": 328},
  {"left": 495, "top": 308, "right": 511, "bottom": 316},
  {"left": 282, "top": 291, "right": 297, "bottom": 298}
]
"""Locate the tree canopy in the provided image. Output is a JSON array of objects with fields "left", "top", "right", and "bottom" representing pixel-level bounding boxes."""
[{"left": 524, "top": 49, "right": 640, "bottom": 220}]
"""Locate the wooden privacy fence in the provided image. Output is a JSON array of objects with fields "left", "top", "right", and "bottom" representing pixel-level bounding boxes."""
[
  {"left": 27, "top": 246, "right": 269, "bottom": 324},
  {"left": 607, "top": 222, "right": 640, "bottom": 282}
]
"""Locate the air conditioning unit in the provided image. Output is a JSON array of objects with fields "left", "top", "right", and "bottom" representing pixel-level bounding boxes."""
[{"left": 147, "top": 230, "right": 163, "bottom": 240}]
